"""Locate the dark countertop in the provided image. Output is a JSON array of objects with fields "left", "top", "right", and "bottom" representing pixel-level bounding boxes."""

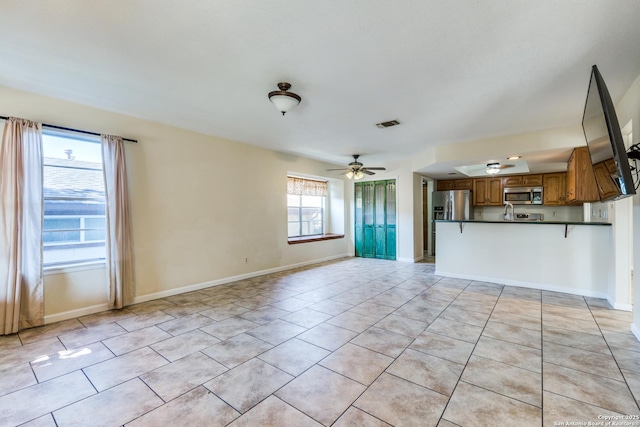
[{"left": 435, "top": 219, "right": 611, "bottom": 226}]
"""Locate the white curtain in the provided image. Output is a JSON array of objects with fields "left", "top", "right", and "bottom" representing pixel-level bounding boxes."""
[
  {"left": 101, "top": 135, "right": 134, "bottom": 309},
  {"left": 0, "top": 117, "right": 44, "bottom": 335}
]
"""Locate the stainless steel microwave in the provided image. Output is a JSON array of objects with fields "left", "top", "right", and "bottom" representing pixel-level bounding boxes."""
[{"left": 503, "top": 187, "right": 543, "bottom": 205}]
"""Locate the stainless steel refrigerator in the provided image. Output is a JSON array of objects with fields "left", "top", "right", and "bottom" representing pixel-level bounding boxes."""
[{"left": 432, "top": 190, "right": 473, "bottom": 255}]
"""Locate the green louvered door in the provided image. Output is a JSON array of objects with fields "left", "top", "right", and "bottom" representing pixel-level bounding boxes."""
[
  {"left": 354, "top": 179, "right": 396, "bottom": 260},
  {"left": 362, "top": 182, "right": 375, "bottom": 257},
  {"left": 385, "top": 180, "right": 396, "bottom": 259}
]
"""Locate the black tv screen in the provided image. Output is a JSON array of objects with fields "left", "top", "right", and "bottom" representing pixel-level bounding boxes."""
[{"left": 582, "top": 65, "right": 636, "bottom": 201}]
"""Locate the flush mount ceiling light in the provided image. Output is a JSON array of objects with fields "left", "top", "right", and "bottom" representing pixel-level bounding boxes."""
[
  {"left": 507, "top": 156, "right": 522, "bottom": 160},
  {"left": 486, "top": 163, "right": 501, "bottom": 174},
  {"left": 268, "top": 82, "right": 301, "bottom": 116}
]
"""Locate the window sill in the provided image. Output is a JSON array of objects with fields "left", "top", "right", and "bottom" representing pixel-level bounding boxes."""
[
  {"left": 288, "top": 233, "right": 345, "bottom": 245},
  {"left": 44, "top": 261, "right": 106, "bottom": 276}
]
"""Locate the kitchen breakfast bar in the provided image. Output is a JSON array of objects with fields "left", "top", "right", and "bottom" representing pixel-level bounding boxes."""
[{"left": 434, "top": 219, "right": 613, "bottom": 299}]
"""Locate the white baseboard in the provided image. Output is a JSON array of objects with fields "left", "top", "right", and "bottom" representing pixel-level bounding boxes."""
[
  {"left": 44, "top": 303, "right": 110, "bottom": 325},
  {"left": 396, "top": 257, "right": 415, "bottom": 263},
  {"left": 434, "top": 270, "right": 610, "bottom": 300},
  {"left": 606, "top": 297, "right": 633, "bottom": 312},
  {"left": 133, "top": 253, "right": 351, "bottom": 304},
  {"left": 44, "top": 254, "right": 352, "bottom": 322},
  {"left": 396, "top": 256, "right": 425, "bottom": 263},
  {"left": 631, "top": 323, "right": 640, "bottom": 342}
]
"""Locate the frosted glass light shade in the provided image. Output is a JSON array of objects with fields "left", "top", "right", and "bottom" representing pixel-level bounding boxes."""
[
  {"left": 486, "top": 167, "right": 500, "bottom": 174},
  {"left": 270, "top": 94, "right": 300, "bottom": 114},
  {"left": 346, "top": 171, "right": 354, "bottom": 179},
  {"left": 354, "top": 171, "right": 364, "bottom": 180},
  {"left": 268, "top": 82, "right": 302, "bottom": 115}
]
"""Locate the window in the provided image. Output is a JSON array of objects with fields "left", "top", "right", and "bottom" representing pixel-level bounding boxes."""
[
  {"left": 42, "top": 131, "right": 106, "bottom": 267},
  {"left": 287, "top": 176, "right": 327, "bottom": 238}
]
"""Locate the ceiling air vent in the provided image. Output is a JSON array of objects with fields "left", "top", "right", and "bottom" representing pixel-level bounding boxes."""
[{"left": 375, "top": 120, "right": 400, "bottom": 129}]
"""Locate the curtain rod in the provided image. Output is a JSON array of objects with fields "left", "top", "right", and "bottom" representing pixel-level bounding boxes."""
[{"left": 0, "top": 115, "right": 138, "bottom": 143}]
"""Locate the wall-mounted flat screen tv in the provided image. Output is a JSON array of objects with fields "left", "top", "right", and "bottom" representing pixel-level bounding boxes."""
[{"left": 582, "top": 64, "right": 635, "bottom": 201}]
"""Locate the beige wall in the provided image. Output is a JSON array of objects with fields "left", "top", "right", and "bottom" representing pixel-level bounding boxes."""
[{"left": 0, "top": 85, "right": 350, "bottom": 321}]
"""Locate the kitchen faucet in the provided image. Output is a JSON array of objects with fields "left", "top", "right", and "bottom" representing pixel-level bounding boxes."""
[{"left": 503, "top": 202, "right": 514, "bottom": 221}]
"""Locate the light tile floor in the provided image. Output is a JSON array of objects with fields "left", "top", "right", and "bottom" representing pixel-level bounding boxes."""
[{"left": 1, "top": 257, "right": 640, "bottom": 426}]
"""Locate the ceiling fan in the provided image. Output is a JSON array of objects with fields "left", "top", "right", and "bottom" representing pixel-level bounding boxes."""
[
  {"left": 453, "top": 159, "right": 527, "bottom": 177},
  {"left": 326, "top": 154, "right": 386, "bottom": 180},
  {"left": 485, "top": 162, "right": 515, "bottom": 175}
]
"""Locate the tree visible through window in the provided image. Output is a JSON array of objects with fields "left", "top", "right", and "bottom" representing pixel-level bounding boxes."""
[
  {"left": 43, "top": 131, "right": 106, "bottom": 267},
  {"left": 287, "top": 176, "right": 327, "bottom": 238}
]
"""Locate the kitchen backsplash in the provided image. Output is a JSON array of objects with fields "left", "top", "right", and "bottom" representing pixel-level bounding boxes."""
[{"left": 474, "top": 205, "right": 584, "bottom": 222}]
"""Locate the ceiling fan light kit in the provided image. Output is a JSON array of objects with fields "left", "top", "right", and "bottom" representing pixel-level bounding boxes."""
[
  {"left": 486, "top": 163, "right": 501, "bottom": 174},
  {"left": 268, "top": 82, "right": 301, "bottom": 115},
  {"left": 327, "top": 154, "right": 386, "bottom": 180}
]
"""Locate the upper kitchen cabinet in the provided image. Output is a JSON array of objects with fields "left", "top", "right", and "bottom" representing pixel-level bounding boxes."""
[
  {"left": 473, "top": 177, "right": 503, "bottom": 206},
  {"left": 565, "top": 147, "right": 599, "bottom": 204},
  {"left": 592, "top": 158, "right": 620, "bottom": 201},
  {"left": 502, "top": 174, "right": 543, "bottom": 187},
  {"left": 543, "top": 172, "right": 566, "bottom": 205},
  {"left": 436, "top": 179, "right": 472, "bottom": 191}
]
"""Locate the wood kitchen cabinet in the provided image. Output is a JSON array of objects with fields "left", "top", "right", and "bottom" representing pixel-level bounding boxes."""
[
  {"left": 565, "top": 147, "right": 599, "bottom": 204},
  {"left": 543, "top": 172, "right": 566, "bottom": 205},
  {"left": 502, "top": 174, "right": 543, "bottom": 187},
  {"left": 522, "top": 174, "right": 543, "bottom": 186},
  {"left": 454, "top": 179, "right": 473, "bottom": 190},
  {"left": 436, "top": 180, "right": 454, "bottom": 190},
  {"left": 592, "top": 158, "right": 619, "bottom": 200},
  {"left": 436, "top": 179, "right": 472, "bottom": 191},
  {"left": 473, "top": 177, "right": 503, "bottom": 206}
]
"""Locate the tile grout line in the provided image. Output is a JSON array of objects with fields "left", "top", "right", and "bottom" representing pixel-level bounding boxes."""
[
  {"left": 316, "top": 269, "right": 444, "bottom": 426},
  {"left": 252, "top": 266, "right": 441, "bottom": 425},
  {"left": 6, "top": 259, "right": 640, "bottom": 425},
  {"left": 584, "top": 296, "right": 640, "bottom": 412},
  {"left": 425, "top": 279, "right": 507, "bottom": 425}
]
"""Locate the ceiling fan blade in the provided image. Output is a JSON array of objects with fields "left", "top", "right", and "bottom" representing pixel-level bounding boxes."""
[
  {"left": 362, "top": 167, "right": 386, "bottom": 171},
  {"left": 362, "top": 170, "right": 375, "bottom": 175},
  {"left": 498, "top": 164, "right": 515, "bottom": 169},
  {"left": 326, "top": 168, "right": 349, "bottom": 171}
]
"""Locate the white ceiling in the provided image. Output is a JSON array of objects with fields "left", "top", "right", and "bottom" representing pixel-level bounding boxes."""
[{"left": 1, "top": 1, "right": 640, "bottom": 174}]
